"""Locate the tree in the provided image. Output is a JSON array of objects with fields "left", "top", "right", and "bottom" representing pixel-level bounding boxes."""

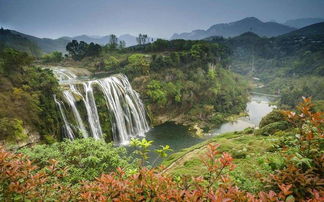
[
  {"left": 126, "top": 53, "right": 150, "bottom": 74},
  {"left": 0, "top": 48, "right": 33, "bottom": 74},
  {"left": 87, "top": 42, "right": 101, "bottom": 57},
  {"left": 66, "top": 40, "right": 101, "bottom": 60},
  {"left": 136, "top": 34, "right": 149, "bottom": 45},
  {"left": 118, "top": 40, "right": 126, "bottom": 49},
  {"left": 42, "top": 51, "right": 63, "bottom": 63},
  {"left": 108, "top": 34, "right": 118, "bottom": 49},
  {"left": 66, "top": 40, "right": 89, "bottom": 61},
  {"left": 103, "top": 56, "right": 120, "bottom": 70}
]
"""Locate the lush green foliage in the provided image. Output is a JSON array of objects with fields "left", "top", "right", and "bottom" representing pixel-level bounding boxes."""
[
  {"left": 139, "top": 65, "right": 248, "bottom": 129},
  {"left": 163, "top": 98, "right": 323, "bottom": 199},
  {"left": 0, "top": 48, "right": 62, "bottom": 143},
  {"left": 41, "top": 51, "right": 63, "bottom": 63},
  {"left": 126, "top": 53, "right": 150, "bottom": 75},
  {"left": 130, "top": 138, "right": 172, "bottom": 167},
  {"left": 103, "top": 55, "right": 120, "bottom": 70},
  {"left": 259, "top": 110, "right": 287, "bottom": 128},
  {"left": 50, "top": 37, "right": 248, "bottom": 130},
  {"left": 0, "top": 48, "right": 33, "bottom": 74},
  {"left": 207, "top": 32, "right": 324, "bottom": 108},
  {"left": 0, "top": 118, "right": 27, "bottom": 142},
  {"left": 66, "top": 40, "right": 101, "bottom": 60},
  {"left": 1, "top": 101, "right": 322, "bottom": 201},
  {"left": 19, "top": 138, "right": 134, "bottom": 183},
  {"left": 0, "top": 28, "right": 42, "bottom": 56}
]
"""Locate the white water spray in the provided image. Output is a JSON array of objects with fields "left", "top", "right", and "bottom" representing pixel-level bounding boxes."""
[{"left": 52, "top": 68, "right": 150, "bottom": 145}]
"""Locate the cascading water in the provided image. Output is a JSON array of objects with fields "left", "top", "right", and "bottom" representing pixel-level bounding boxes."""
[
  {"left": 97, "top": 75, "right": 149, "bottom": 144},
  {"left": 82, "top": 82, "right": 103, "bottom": 140},
  {"left": 52, "top": 68, "right": 150, "bottom": 145},
  {"left": 62, "top": 90, "right": 88, "bottom": 138},
  {"left": 53, "top": 94, "right": 75, "bottom": 140}
]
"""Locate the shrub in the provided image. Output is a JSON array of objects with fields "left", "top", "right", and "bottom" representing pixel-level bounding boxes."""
[
  {"left": 103, "top": 56, "right": 119, "bottom": 70},
  {"left": 42, "top": 51, "right": 63, "bottom": 63},
  {"left": 0, "top": 118, "right": 27, "bottom": 142},
  {"left": 259, "top": 110, "right": 287, "bottom": 128},
  {"left": 256, "top": 121, "right": 290, "bottom": 136},
  {"left": 19, "top": 138, "right": 134, "bottom": 183},
  {"left": 146, "top": 80, "right": 168, "bottom": 106},
  {"left": 126, "top": 54, "right": 150, "bottom": 74}
]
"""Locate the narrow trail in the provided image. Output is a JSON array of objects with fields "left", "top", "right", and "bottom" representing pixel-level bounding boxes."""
[
  {"left": 162, "top": 143, "right": 210, "bottom": 173},
  {"left": 162, "top": 135, "right": 242, "bottom": 173}
]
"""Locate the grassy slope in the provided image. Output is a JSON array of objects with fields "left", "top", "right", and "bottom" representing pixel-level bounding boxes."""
[{"left": 162, "top": 130, "right": 287, "bottom": 193}]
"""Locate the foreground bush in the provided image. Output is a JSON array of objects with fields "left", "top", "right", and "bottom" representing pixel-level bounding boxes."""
[
  {"left": 19, "top": 138, "right": 134, "bottom": 183},
  {"left": 0, "top": 144, "right": 298, "bottom": 201}
]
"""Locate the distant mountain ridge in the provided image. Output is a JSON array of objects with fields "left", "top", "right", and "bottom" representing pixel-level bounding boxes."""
[
  {"left": 0, "top": 29, "right": 70, "bottom": 54},
  {"left": 171, "top": 17, "right": 296, "bottom": 40},
  {"left": 0, "top": 29, "right": 140, "bottom": 55},
  {"left": 279, "top": 22, "right": 324, "bottom": 38},
  {"left": 61, "top": 34, "right": 138, "bottom": 47},
  {"left": 204, "top": 22, "right": 324, "bottom": 76},
  {"left": 284, "top": 18, "right": 324, "bottom": 29}
]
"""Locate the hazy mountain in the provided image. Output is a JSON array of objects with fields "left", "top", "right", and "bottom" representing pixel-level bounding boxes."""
[
  {"left": 284, "top": 18, "right": 324, "bottom": 29},
  {"left": 61, "top": 34, "right": 138, "bottom": 47},
  {"left": 205, "top": 22, "right": 324, "bottom": 76},
  {"left": 279, "top": 22, "right": 324, "bottom": 37},
  {"left": 65, "top": 35, "right": 110, "bottom": 45},
  {"left": 0, "top": 29, "right": 71, "bottom": 54},
  {"left": 0, "top": 29, "right": 141, "bottom": 55},
  {"left": 171, "top": 17, "right": 296, "bottom": 40},
  {"left": 118, "top": 34, "right": 138, "bottom": 47}
]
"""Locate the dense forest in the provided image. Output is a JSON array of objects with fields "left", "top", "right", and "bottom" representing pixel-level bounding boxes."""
[
  {"left": 0, "top": 47, "right": 62, "bottom": 147},
  {"left": 206, "top": 22, "right": 324, "bottom": 108}
]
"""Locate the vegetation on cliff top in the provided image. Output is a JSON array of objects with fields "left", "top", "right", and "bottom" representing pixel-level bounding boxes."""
[
  {"left": 60, "top": 38, "right": 249, "bottom": 131},
  {"left": 0, "top": 47, "right": 62, "bottom": 145}
]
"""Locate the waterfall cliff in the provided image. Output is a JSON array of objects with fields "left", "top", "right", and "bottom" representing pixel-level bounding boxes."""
[{"left": 52, "top": 68, "right": 150, "bottom": 145}]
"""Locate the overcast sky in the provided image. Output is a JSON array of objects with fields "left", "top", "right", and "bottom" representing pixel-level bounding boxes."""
[{"left": 1, "top": 0, "right": 324, "bottom": 39}]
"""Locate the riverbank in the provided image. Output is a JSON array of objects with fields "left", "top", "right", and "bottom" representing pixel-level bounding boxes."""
[{"left": 144, "top": 94, "right": 276, "bottom": 165}]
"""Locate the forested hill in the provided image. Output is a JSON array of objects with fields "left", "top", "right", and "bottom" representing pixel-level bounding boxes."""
[
  {"left": 0, "top": 28, "right": 42, "bottom": 56},
  {"left": 171, "top": 17, "right": 296, "bottom": 40},
  {"left": 284, "top": 17, "right": 324, "bottom": 29},
  {"left": 205, "top": 22, "right": 324, "bottom": 107},
  {"left": 279, "top": 22, "right": 324, "bottom": 38},
  {"left": 0, "top": 29, "right": 140, "bottom": 55},
  {"left": 0, "top": 28, "right": 70, "bottom": 54}
]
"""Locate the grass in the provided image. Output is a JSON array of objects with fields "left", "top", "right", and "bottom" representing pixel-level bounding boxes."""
[{"left": 162, "top": 131, "right": 285, "bottom": 193}]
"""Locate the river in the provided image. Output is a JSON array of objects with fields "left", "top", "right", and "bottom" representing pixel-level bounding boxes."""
[
  {"left": 51, "top": 67, "right": 276, "bottom": 164},
  {"left": 142, "top": 94, "right": 276, "bottom": 165}
]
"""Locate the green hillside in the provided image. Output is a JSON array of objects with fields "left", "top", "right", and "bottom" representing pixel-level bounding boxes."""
[
  {"left": 0, "top": 28, "right": 42, "bottom": 56},
  {"left": 205, "top": 23, "right": 324, "bottom": 107}
]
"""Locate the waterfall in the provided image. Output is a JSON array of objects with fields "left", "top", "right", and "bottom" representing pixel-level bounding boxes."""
[
  {"left": 52, "top": 68, "right": 150, "bottom": 145},
  {"left": 62, "top": 90, "right": 88, "bottom": 138},
  {"left": 97, "top": 75, "right": 149, "bottom": 145},
  {"left": 82, "top": 82, "right": 103, "bottom": 140},
  {"left": 54, "top": 94, "right": 75, "bottom": 140}
]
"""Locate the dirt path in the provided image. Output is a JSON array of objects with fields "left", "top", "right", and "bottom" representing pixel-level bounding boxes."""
[{"left": 162, "top": 135, "right": 243, "bottom": 173}]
